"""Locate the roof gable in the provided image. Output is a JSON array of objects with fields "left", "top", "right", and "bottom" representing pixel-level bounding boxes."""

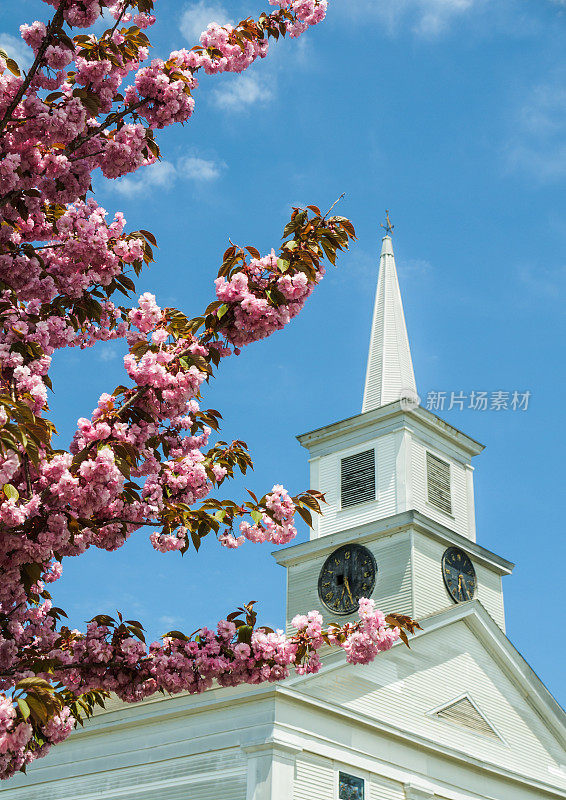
[{"left": 287, "top": 602, "right": 566, "bottom": 791}]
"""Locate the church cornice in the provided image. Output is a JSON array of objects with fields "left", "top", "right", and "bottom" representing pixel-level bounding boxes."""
[
  {"left": 297, "top": 401, "right": 484, "bottom": 460},
  {"left": 403, "top": 785, "right": 435, "bottom": 800},
  {"left": 272, "top": 510, "right": 514, "bottom": 575}
]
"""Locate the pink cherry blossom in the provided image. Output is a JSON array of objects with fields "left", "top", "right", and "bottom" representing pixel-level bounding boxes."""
[{"left": 0, "top": 0, "right": 404, "bottom": 779}]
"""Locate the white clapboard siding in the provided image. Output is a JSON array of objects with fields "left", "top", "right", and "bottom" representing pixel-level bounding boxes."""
[
  {"left": 474, "top": 558, "right": 505, "bottom": 631},
  {"left": 294, "top": 753, "right": 335, "bottom": 800},
  {"left": 412, "top": 532, "right": 505, "bottom": 630},
  {"left": 411, "top": 439, "right": 470, "bottom": 538},
  {"left": 368, "top": 773, "right": 405, "bottom": 800},
  {"left": 2, "top": 749, "right": 246, "bottom": 800},
  {"left": 315, "top": 432, "right": 398, "bottom": 538},
  {"left": 286, "top": 531, "right": 413, "bottom": 631},
  {"left": 0, "top": 687, "right": 277, "bottom": 800},
  {"left": 300, "top": 622, "right": 564, "bottom": 787}
]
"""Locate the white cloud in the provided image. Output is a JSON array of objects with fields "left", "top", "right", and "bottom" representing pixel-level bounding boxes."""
[
  {"left": 0, "top": 33, "right": 33, "bottom": 70},
  {"left": 508, "top": 144, "right": 566, "bottom": 181},
  {"left": 414, "top": 0, "right": 476, "bottom": 35},
  {"left": 98, "top": 347, "right": 119, "bottom": 362},
  {"left": 111, "top": 154, "right": 225, "bottom": 197},
  {"left": 518, "top": 85, "right": 566, "bottom": 136},
  {"left": 179, "top": 1, "right": 232, "bottom": 43},
  {"left": 518, "top": 262, "right": 566, "bottom": 298},
  {"left": 212, "top": 73, "right": 274, "bottom": 111},
  {"left": 335, "top": 0, "right": 479, "bottom": 37},
  {"left": 90, "top": 8, "right": 116, "bottom": 35},
  {"left": 113, "top": 160, "right": 177, "bottom": 197},
  {"left": 178, "top": 154, "right": 226, "bottom": 180},
  {"left": 507, "top": 82, "right": 566, "bottom": 181},
  {"left": 159, "top": 615, "right": 184, "bottom": 629}
]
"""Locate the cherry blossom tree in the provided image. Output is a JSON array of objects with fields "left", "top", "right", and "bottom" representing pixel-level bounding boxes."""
[{"left": 0, "top": 0, "right": 420, "bottom": 778}]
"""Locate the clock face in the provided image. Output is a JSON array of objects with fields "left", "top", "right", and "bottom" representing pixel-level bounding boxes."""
[
  {"left": 318, "top": 544, "right": 377, "bottom": 615},
  {"left": 442, "top": 546, "right": 476, "bottom": 603}
]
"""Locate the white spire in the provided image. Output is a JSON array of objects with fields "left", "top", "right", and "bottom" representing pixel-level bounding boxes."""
[{"left": 362, "top": 234, "right": 417, "bottom": 412}]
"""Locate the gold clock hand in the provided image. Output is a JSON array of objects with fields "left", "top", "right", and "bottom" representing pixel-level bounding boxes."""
[{"left": 344, "top": 576, "right": 354, "bottom": 604}]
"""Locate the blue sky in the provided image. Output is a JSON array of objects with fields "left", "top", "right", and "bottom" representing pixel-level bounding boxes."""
[{"left": 1, "top": 0, "right": 565, "bottom": 705}]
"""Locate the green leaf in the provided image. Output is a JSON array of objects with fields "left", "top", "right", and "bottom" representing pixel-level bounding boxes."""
[
  {"left": 237, "top": 625, "right": 253, "bottom": 644},
  {"left": 117, "top": 274, "right": 136, "bottom": 291},
  {"left": 250, "top": 509, "right": 262, "bottom": 524},
  {"left": 3, "top": 483, "right": 19, "bottom": 501},
  {"left": 320, "top": 238, "right": 336, "bottom": 265},
  {"left": 26, "top": 695, "right": 48, "bottom": 724},
  {"left": 282, "top": 220, "right": 297, "bottom": 238},
  {"left": 276, "top": 258, "right": 290, "bottom": 273},
  {"left": 266, "top": 287, "right": 287, "bottom": 306},
  {"left": 6, "top": 58, "right": 20, "bottom": 77},
  {"left": 139, "top": 229, "right": 157, "bottom": 246},
  {"left": 295, "top": 505, "right": 313, "bottom": 527},
  {"left": 163, "top": 630, "right": 189, "bottom": 641},
  {"left": 17, "top": 699, "right": 31, "bottom": 721}
]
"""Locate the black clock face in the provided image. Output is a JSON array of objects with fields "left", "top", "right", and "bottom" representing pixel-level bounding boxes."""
[
  {"left": 318, "top": 544, "right": 377, "bottom": 615},
  {"left": 442, "top": 546, "right": 476, "bottom": 603}
]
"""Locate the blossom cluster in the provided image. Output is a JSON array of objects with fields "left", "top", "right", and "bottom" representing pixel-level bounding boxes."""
[
  {"left": 214, "top": 250, "right": 321, "bottom": 347},
  {"left": 238, "top": 484, "right": 297, "bottom": 546},
  {"left": 0, "top": 599, "right": 400, "bottom": 777}
]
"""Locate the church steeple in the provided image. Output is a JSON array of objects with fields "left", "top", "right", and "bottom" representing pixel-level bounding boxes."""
[
  {"left": 362, "top": 229, "right": 417, "bottom": 412},
  {"left": 280, "top": 220, "right": 511, "bottom": 635}
]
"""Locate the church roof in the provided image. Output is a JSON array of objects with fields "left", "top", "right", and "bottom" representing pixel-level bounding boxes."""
[
  {"left": 362, "top": 234, "right": 417, "bottom": 412},
  {"left": 285, "top": 599, "right": 566, "bottom": 762}
]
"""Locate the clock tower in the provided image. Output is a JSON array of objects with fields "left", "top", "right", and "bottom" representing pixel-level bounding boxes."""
[{"left": 273, "top": 230, "right": 514, "bottom": 632}]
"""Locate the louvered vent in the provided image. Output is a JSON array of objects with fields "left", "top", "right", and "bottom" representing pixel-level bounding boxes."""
[
  {"left": 426, "top": 451, "right": 452, "bottom": 514},
  {"left": 341, "top": 449, "right": 375, "bottom": 508},
  {"left": 433, "top": 696, "right": 501, "bottom": 740}
]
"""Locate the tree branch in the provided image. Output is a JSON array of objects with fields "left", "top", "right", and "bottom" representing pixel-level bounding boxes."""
[
  {"left": 0, "top": 5, "right": 65, "bottom": 137},
  {"left": 65, "top": 98, "right": 149, "bottom": 155}
]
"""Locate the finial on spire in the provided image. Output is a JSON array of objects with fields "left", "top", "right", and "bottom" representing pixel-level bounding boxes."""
[{"left": 380, "top": 209, "right": 394, "bottom": 237}]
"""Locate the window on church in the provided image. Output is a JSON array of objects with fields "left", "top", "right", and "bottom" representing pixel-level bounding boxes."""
[
  {"left": 426, "top": 451, "right": 452, "bottom": 514},
  {"left": 341, "top": 449, "right": 375, "bottom": 508},
  {"left": 339, "top": 772, "right": 365, "bottom": 799}
]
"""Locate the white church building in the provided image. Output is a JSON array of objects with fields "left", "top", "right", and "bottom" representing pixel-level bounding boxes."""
[{"left": 2, "top": 233, "right": 565, "bottom": 800}]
